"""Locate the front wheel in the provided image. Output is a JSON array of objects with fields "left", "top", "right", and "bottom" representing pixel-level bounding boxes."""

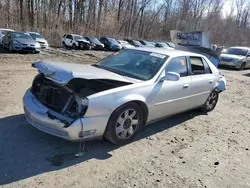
[
  {"left": 239, "top": 62, "right": 246, "bottom": 70},
  {"left": 9, "top": 43, "right": 13, "bottom": 53},
  {"left": 72, "top": 43, "right": 77, "bottom": 50},
  {"left": 104, "top": 103, "right": 143, "bottom": 145},
  {"left": 201, "top": 90, "right": 219, "bottom": 113}
]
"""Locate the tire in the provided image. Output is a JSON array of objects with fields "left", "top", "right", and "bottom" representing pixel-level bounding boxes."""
[
  {"left": 9, "top": 43, "right": 13, "bottom": 53},
  {"left": 72, "top": 43, "right": 77, "bottom": 50},
  {"left": 104, "top": 103, "right": 144, "bottom": 145},
  {"left": 62, "top": 42, "right": 67, "bottom": 49},
  {"left": 239, "top": 62, "right": 246, "bottom": 70},
  {"left": 201, "top": 89, "right": 219, "bottom": 113}
]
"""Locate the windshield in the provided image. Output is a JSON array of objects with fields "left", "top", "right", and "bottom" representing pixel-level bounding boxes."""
[
  {"left": 29, "top": 33, "right": 43, "bottom": 39},
  {"left": 134, "top": 40, "right": 143, "bottom": 46},
  {"left": 89, "top": 37, "right": 101, "bottom": 44},
  {"left": 118, "top": 40, "right": 129, "bottom": 45},
  {"left": 12, "top": 32, "right": 32, "bottom": 39},
  {"left": 108, "top": 38, "right": 119, "bottom": 45},
  {"left": 227, "top": 48, "right": 248, "bottom": 56},
  {"left": 158, "top": 42, "right": 169, "bottom": 47},
  {"left": 143, "top": 41, "right": 153, "bottom": 46},
  {"left": 93, "top": 49, "right": 168, "bottom": 80}
]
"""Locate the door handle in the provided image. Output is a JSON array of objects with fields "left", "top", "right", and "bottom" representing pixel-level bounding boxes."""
[
  {"left": 183, "top": 84, "right": 189, "bottom": 88},
  {"left": 209, "top": 80, "right": 213, "bottom": 84}
]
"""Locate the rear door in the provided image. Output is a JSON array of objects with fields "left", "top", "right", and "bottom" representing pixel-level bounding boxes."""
[{"left": 187, "top": 56, "right": 215, "bottom": 108}]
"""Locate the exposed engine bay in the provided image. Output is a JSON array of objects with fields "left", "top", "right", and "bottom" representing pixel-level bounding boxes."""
[{"left": 31, "top": 73, "right": 131, "bottom": 119}]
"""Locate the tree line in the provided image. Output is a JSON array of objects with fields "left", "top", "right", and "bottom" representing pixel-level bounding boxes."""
[{"left": 0, "top": 0, "right": 250, "bottom": 47}]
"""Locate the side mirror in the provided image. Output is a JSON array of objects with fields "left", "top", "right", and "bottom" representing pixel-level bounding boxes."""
[
  {"left": 160, "top": 72, "right": 180, "bottom": 82},
  {"left": 247, "top": 54, "right": 250, "bottom": 57}
]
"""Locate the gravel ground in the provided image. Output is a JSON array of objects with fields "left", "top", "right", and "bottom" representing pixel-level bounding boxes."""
[{"left": 0, "top": 48, "right": 250, "bottom": 188}]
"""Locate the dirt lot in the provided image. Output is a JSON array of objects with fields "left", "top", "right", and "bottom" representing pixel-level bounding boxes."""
[{"left": 0, "top": 48, "right": 250, "bottom": 188}]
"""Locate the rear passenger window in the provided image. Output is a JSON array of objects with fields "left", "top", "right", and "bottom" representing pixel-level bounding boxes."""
[
  {"left": 165, "top": 56, "right": 187, "bottom": 77},
  {"left": 190, "top": 57, "right": 205, "bottom": 75},
  {"left": 202, "top": 58, "right": 212, "bottom": 74}
]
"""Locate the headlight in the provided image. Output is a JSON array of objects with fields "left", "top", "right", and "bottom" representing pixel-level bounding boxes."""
[{"left": 35, "top": 43, "right": 41, "bottom": 48}]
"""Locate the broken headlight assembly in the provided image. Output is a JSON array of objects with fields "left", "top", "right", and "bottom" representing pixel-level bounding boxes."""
[{"left": 75, "top": 95, "right": 89, "bottom": 117}]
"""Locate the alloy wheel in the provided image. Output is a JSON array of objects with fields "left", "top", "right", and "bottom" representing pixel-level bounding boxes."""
[
  {"left": 206, "top": 91, "right": 218, "bottom": 111},
  {"left": 115, "top": 109, "right": 138, "bottom": 139}
]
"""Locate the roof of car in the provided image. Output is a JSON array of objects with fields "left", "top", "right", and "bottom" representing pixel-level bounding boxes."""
[
  {"left": 27, "top": 32, "right": 40, "bottom": 34},
  {"left": 230, "top": 46, "right": 250, "bottom": 50},
  {"left": 71, "top": 34, "right": 82, "bottom": 36},
  {"left": 0, "top": 28, "right": 14, "bottom": 31},
  {"left": 133, "top": 47, "right": 204, "bottom": 57}
]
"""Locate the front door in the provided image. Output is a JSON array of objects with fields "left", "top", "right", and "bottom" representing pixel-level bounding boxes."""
[{"left": 148, "top": 56, "right": 192, "bottom": 121}]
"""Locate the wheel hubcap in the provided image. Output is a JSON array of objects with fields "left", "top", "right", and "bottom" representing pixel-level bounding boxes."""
[
  {"left": 116, "top": 109, "right": 138, "bottom": 139},
  {"left": 206, "top": 92, "right": 218, "bottom": 110}
]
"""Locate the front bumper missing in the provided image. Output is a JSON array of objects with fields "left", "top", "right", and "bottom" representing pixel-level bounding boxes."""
[{"left": 23, "top": 89, "right": 110, "bottom": 141}]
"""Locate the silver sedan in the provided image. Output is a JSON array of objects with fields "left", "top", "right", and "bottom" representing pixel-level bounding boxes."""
[{"left": 23, "top": 48, "right": 226, "bottom": 145}]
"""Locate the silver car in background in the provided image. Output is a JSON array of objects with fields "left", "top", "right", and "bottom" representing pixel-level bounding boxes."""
[
  {"left": 27, "top": 32, "right": 49, "bottom": 49},
  {"left": 23, "top": 48, "right": 226, "bottom": 145},
  {"left": 2, "top": 31, "right": 41, "bottom": 53},
  {"left": 219, "top": 46, "right": 250, "bottom": 70}
]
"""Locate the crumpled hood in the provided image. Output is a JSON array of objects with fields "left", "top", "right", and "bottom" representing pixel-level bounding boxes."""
[
  {"left": 32, "top": 61, "right": 140, "bottom": 84},
  {"left": 220, "top": 54, "right": 245, "bottom": 60}
]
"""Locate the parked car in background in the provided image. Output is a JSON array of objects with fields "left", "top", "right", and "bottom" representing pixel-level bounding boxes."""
[
  {"left": 117, "top": 40, "right": 135, "bottom": 49},
  {"left": 62, "top": 34, "right": 91, "bottom": 50},
  {"left": 99, "top": 37, "right": 122, "bottom": 51},
  {"left": 23, "top": 48, "right": 226, "bottom": 145},
  {"left": 0, "top": 28, "right": 14, "bottom": 45},
  {"left": 27, "top": 32, "right": 49, "bottom": 49},
  {"left": 125, "top": 39, "right": 144, "bottom": 47},
  {"left": 166, "top": 42, "right": 175, "bottom": 48},
  {"left": 219, "top": 46, "right": 250, "bottom": 70},
  {"left": 155, "top": 42, "right": 174, "bottom": 49},
  {"left": 138, "top": 40, "right": 155, "bottom": 47},
  {"left": 2, "top": 31, "right": 40, "bottom": 53},
  {"left": 149, "top": 41, "right": 156, "bottom": 46},
  {"left": 84, "top": 36, "right": 104, "bottom": 50}
]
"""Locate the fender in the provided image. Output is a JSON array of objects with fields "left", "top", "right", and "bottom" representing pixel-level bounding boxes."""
[{"left": 113, "top": 94, "right": 146, "bottom": 111}]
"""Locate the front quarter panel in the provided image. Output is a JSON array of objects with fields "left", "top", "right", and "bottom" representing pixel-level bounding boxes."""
[{"left": 84, "top": 83, "right": 155, "bottom": 118}]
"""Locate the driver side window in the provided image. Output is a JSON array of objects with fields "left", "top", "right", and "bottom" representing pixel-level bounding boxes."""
[{"left": 165, "top": 56, "right": 188, "bottom": 77}]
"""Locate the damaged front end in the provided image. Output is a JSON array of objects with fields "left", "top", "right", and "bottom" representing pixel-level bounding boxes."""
[
  {"left": 31, "top": 74, "right": 89, "bottom": 123},
  {"left": 23, "top": 61, "right": 133, "bottom": 140}
]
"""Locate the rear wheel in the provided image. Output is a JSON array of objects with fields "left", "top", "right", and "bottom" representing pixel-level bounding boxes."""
[
  {"left": 72, "top": 43, "right": 77, "bottom": 50},
  {"left": 104, "top": 103, "right": 143, "bottom": 145},
  {"left": 239, "top": 62, "right": 246, "bottom": 70},
  {"left": 201, "top": 90, "right": 219, "bottom": 113}
]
